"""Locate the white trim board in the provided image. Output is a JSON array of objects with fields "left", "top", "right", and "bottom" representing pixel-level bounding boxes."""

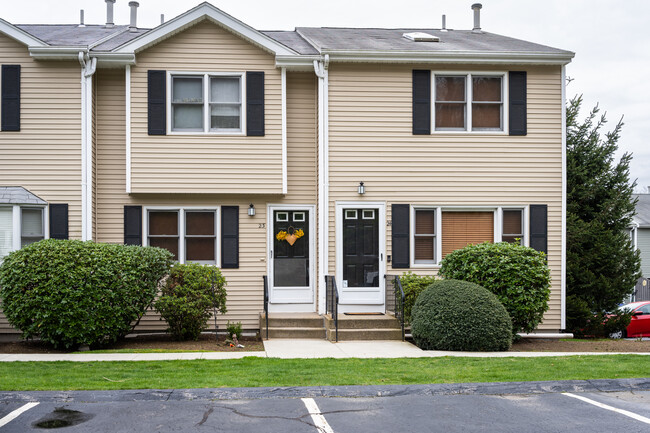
[{"left": 0, "top": 18, "right": 47, "bottom": 47}]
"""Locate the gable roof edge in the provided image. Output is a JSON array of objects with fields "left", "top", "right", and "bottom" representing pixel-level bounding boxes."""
[
  {"left": 112, "top": 2, "right": 297, "bottom": 56},
  {"left": 0, "top": 18, "right": 48, "bottom": 47}
]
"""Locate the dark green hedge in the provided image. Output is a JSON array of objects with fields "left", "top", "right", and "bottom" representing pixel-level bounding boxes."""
[
  {"left": 438, "top": 242, "right": 551, "bottom": 335},
  {"left": 411, "top": 279, "right": 512, "bottom": 351},
  {"left": 0, "top": 239, "right": 173, "bottom": 349},
  {"left": 399, "top": 272, "right": 438, "bottom": 325},
  {"left": 154, "top": 263, "right": 227, "bottom": 340}
]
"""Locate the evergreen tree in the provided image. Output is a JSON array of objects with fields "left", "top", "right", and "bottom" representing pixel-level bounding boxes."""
[{"left": 566, "top": 96, "right": 641, "bottom": 330}]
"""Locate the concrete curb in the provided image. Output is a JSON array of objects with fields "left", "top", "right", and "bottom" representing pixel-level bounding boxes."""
[{"left": 1, "top": 378, "right": 649, "bottom": 403}]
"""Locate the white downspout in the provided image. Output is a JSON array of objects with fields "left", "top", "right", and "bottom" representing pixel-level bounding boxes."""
[
  {"left": 314, "top": 55, "right": 329, "bottom": 315},
  {"left": 561, "top": 64, "right": 567, "bottom": 330},
  {"left": 79, "top": 52, "right": 97, "bottom": 241}
]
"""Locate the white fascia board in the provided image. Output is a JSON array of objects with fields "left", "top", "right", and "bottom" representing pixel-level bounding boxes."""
[
  {"left": 322, "top": 50, "right": 575, "bottom": 65},
  {"left": 112, "top": 3, "right": 297, "bottom": 57},
  {"left": 0, "top": 19, "right": 47, "bottom": 47}
]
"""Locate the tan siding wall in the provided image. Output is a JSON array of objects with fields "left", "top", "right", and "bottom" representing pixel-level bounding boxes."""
[
  {"left": 327, "top": 64, "right": 563, "bottom": 330},
  {"left": 95, "top": 68, "right": 317, "bottom": 331},
  {"left": 0, "top": 33, "right": 82, "bottom": 334},
  {"left": 129, "top": 20, "right": 283, "bottom": 194}
]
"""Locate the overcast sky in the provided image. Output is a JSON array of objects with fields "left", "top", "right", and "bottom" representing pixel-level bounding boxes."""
[{"left": 3, "top": 0, "right": 649, "bottom": 191}]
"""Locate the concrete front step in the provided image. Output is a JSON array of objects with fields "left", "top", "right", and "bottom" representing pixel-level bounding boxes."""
[
  {"left": 326, "top": 328, "right": 404, "bottom": 341},
  {"left": 325, "top": 315, "right": 401, "bottom": 330},
  {"left": 267, "top": 327, "right": 326, "bottom": 339}
]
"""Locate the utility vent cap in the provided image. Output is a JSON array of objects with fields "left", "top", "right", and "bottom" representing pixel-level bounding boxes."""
[{"left": 402, "top": 32, "right": 439, "bottom": 42}]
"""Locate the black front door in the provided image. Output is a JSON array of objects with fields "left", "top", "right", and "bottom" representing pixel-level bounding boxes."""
[
  {"left": 273, "top": 210, "right": 309, "bottom": 288},
  {"left": 342, "top": 208, "right": 379, "bottom": 288}
]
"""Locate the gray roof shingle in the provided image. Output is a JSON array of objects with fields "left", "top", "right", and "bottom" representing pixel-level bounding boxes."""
[
  {"left": 15, "top": 24, "right": 132, "bottom": 46},
  {"left": 261, "top": 31, "right": 319, "bottom": 55},
  {"left": 0, "top": 187, "right": 47, "bottom": 205},
  {"left": 294, "top": 27, "right": 572, "bottom": 55},
  {"left": 634, "top": 194, "right": 650, "bottom": 227}
]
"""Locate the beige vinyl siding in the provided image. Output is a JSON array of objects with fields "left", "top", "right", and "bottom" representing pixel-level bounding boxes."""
[
  {"left": 129, "top": 20, "right": 283, "bottom": 194},
  {"left": 327, "top": 64, "right": 563, "bottom": 330},
  {"left": 0, "top": 33, "right": 82, "bottom": 334},
  {"left": 95, "top": 67, "right": 317, "bottom": 330},
  {"left": 638, "top": 228, "right": 650, "bottom": 277}
]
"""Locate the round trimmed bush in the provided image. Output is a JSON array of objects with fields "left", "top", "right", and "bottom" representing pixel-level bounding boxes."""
[
  {"left": 411, "top": 279, "right": 512, "bottom": 351},
  {"left": 438, "top": 242, "right": 551, "bottom": 336},
  {"left": 154, "top": 263, "right": 227, "bottom": 340},
  {"left": 0, "top": 239, "right": 173, "bottom": 349}
]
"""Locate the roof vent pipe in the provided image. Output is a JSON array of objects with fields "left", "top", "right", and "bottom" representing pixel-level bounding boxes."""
[
  {"left": 471, "top": 3, "right": 482, "bottom": 33},
  {"left": 441, "top": 14, "right": 447, "bottom": 32},
  {"left": 79, "top": 10, "right": 85, "bottom": 27},
  {"left": 129, "top": 1, "right": 139, "bottom": 32},
  {"left": 161, "top": 14, "right": 165, "bottom": 25},
  {"left": 105, "top": 0, "right": 116, "bottom": 28}
]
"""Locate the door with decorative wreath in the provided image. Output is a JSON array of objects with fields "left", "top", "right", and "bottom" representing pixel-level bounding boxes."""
[{"left": 268, "top": 206, "right": 315, "bottom": 310}]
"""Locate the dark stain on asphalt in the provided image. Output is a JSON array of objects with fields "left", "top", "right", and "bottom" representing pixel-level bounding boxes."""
[{"left": 33, "top": 406, "right": 95, "bottom": 429}]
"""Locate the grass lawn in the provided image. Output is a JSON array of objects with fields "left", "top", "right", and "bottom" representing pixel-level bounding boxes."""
[{"left": 1, "top": 355, "right": 649, "bottom": 391}]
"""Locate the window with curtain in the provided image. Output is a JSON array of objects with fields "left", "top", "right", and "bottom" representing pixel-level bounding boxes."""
[
  {"left": 434, "top": 73, "right": 503, "bottom": 132},
  {"left": 171, "top": 74, "right": 242, "bottom": 133},
  {"left": 502, "top": 209, "right": 523, "bottom": 244},
  {"left": 20, "top": 208, "right": 44, "bottom": 247},
  {"left": 414, "top": 209, "right": 436, "bottom": 264}
]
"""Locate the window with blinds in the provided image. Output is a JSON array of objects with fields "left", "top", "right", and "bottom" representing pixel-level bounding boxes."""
[
  {"left": 414, "top": 209, "right": 436, "bottom": 264},
  {"left": 0, "top": 207, "right": 13, "bottom": 260},
  {"left": 441, "top": 211, "right": 494, "bottom": 257},
  {"left": 20, "top": 208, "right": 44, "bottom": 247}
]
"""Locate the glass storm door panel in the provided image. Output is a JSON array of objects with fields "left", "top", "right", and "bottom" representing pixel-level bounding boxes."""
[
  {"left": 271, "top": 209, "right": 313, "bottom": 304},
  {"left": 342, "top": 209, "right": 379, "bottom": 288}
]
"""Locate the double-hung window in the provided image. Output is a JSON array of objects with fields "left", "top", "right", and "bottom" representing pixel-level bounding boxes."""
[
  {"left": 147, "top": 208, "right": 218, "bottom": 264},
  {"left": 171, "top": 73, "right": 243, "bottom": 133},
  {"left": 434, "top": 73, "right": 505, "bottom": 132},
  {"left": 413, "top": 209, "right": 436, "bottom": 264},
  {"left": 0, "top": 206, "right": 45, "bottom": 261},
  {"left": 502, "top": 209, "right": 524, "bottom": 244}
]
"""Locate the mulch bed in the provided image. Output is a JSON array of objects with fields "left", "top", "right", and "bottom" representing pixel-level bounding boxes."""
[
  {"left": 511, "top": 338, "right": 650, "bottom": 353},
  {"left": 0, "top": 333, "right": 264, "bottom": 354}
]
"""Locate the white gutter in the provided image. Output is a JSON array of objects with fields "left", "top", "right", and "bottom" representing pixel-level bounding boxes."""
[
  {"left": 314, "top": 55, "right": 329, "bottom": 314},
  {"left": 79, "top": 52, "right": 97, "bottom": 241},
  {"left": 561, "top": 64, "right": 567, "bottom": 330}
]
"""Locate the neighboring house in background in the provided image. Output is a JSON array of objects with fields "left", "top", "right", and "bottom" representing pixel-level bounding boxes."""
[
  {"left": 0, "top": 1, "right": 573, "bottom": 337},
  {"left": 630, "top": 194, "right": 650, "bottom": 301}
]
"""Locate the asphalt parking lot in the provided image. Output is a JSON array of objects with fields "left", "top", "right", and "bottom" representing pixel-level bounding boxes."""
[{"left": 1, "top": 380, "right": 650, "bottom": 432}]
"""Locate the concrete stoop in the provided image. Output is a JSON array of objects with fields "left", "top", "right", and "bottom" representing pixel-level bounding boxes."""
[
  {"left": 259, "top": 313, "right": 326, "bottom": 339},
  {"left": 259, "top": 313, "right": 404, "bottom": 341},
  {"left": 325, "top": 314, "right": 403, "bottom": 341}
]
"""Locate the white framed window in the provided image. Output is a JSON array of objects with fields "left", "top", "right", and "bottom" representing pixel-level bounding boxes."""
[
  {"left": 409, "top": 205, "right": 527, "bottom": 267},
  {"left": 146, "top": 207, "right": 219, "bottom": 265},
  {"left": 433, "top": 72, "right": 506, "bottom": 133},
  {"left": 276, "top": 212, "right": 289, "bottom": 222},
  {"left": 362, "top": 210, "right": 376, "bottom": 220},
  {"left": 293, "top": 212, "right": 305, "bottom": 222},
  {"left": 0, "top": 205, "right": 47, "bottom": 261},
  {"left": 345, "top": 210, "right": 358, "bottom": 220},
  {"left": 169, "top": 72, "right": 245, "bottom": 134}
]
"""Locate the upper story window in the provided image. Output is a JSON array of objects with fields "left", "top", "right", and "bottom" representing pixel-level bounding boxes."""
[
  {"left": 170, "top": 73, "right": 243, "bottom": 134},
  {"left": 433, "top": 73, "right": 505, "bottom": 132}
]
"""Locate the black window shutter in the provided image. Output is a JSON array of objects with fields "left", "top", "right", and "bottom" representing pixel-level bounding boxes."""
[
  {"left": 49, "top": 204, "right": 68, "bottom": 240},
  {"left": 509, "top": 71, "right": 527, "bottom": 136},
  {"left": 412, "top": 70, "right": 431, "bottom": 135},
  {"left": 392, "top": 204, "right": 410, "bottom": 268},
  {"left": 246, "top": 71, "right": 265, "bottom": 136},
  {"left": 529, "top": 204, "right": 547, "bottom": 254},
  {"left": 148, "top": 70, "right": 166, "bottom": 136},
  {"left": 221, "top": 206, "right": 239, "bottom": 268},
  {"left": 124, "top": 205, "right": 143, "bottom": 245},
  {"left": 1, "top": 65, "right": 21, "bottom": 131}
]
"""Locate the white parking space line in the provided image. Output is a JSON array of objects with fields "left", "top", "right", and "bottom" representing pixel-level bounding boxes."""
[
  {"left": 563, "top": 393, "right": 650, "bottom": 425},
  {"left": 0, "top": 402, "right": 40, "bottom": 428},
  {"left": 302, "top": 398, "right": 335, "bottom": 433}
]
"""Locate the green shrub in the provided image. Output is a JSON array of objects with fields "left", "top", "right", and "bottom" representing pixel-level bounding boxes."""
[
  {"left": 399, "top": 272, "right": 438, "bottom": 325},
  {"left": 226, "top": 321, "right": 243, "bottom": 340},
  {"left": 568, "top": 295, "right": 633, "bottom": 338},
  {"left": 411, "top": 279, "right": 512, "bottom": 351},
  {"left": 154, "top": 263, "right": 227, "bottom": 340},
  {"left": 438, "top": 242, "right": 551, "bottom": 336},
  {"left": 0, "top": 239, "right": 173, "bottom": 349}
]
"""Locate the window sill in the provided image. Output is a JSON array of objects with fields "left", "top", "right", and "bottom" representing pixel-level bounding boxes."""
[{"left": 167, "top": 131, "right": 246, "bottom": 136}]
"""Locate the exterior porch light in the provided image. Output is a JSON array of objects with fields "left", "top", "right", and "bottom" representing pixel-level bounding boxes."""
[
  {"left": 248, "top": 204, "right": 256, "bottom": 216},
  {"left": 358, "top": 182, "right": 365, "bottom": 195}
]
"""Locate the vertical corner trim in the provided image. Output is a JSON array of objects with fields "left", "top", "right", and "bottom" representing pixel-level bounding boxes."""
[
  {"left": 126, "top": 65, "right": 132, "bottom": 194},
  {"left": 281, "top": 67, "right": 287, "bottom": 194}
]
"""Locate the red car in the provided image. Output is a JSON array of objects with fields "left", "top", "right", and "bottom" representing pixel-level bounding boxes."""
[{"left": 611, "top": 301, "right": 650, "bottom": 338}]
